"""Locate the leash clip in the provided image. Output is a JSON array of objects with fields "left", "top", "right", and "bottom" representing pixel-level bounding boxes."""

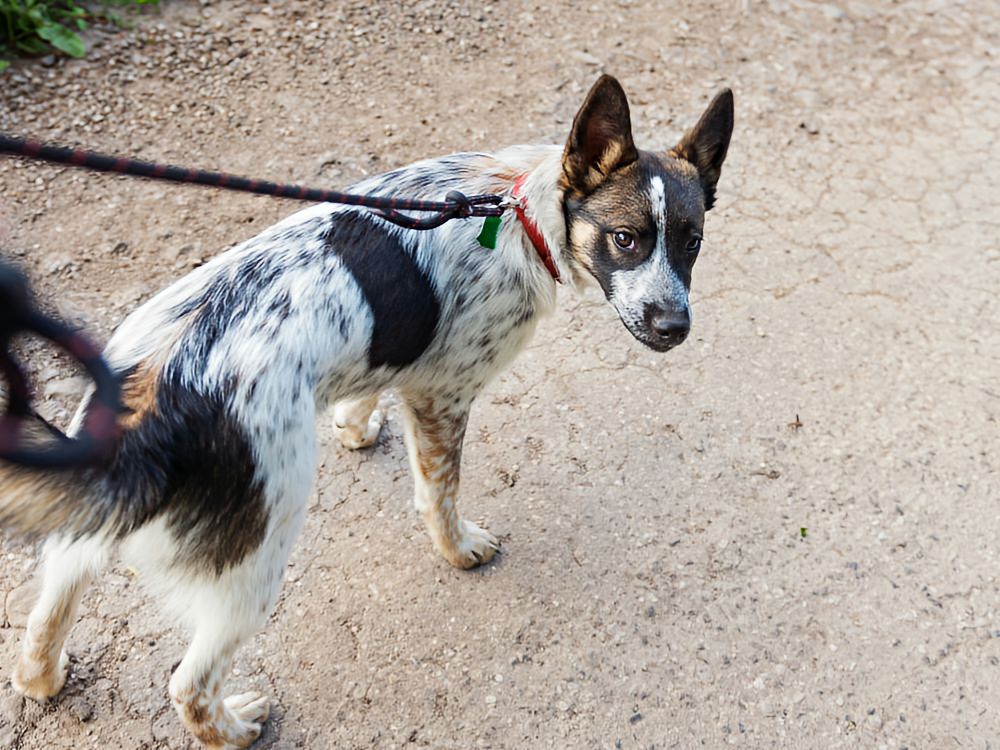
[{"left": 498, "top": 195, "right": 523, "bottom": 210}]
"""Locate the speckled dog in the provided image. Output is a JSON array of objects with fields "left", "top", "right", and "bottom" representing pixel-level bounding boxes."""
[{"left": 0, "top": 76, "right": 732, "bottom": 748}]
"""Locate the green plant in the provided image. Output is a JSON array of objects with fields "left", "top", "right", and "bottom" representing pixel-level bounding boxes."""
[{"left": 0, "top": 0, "right": 158, "bottom": 71}]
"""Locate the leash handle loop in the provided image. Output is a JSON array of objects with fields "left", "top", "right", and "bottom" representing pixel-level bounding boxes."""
[{"left": 0, "top": 264, "right": 122, "bottom": 469}]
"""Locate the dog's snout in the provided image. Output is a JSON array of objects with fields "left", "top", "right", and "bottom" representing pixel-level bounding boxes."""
[{"left": 648, "top": 307, "right": 690, "bottom": 346}]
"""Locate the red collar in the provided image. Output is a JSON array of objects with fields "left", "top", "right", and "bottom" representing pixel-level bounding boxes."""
[{"left": 512, "top": 175, "right": 561, "bottom": 282}]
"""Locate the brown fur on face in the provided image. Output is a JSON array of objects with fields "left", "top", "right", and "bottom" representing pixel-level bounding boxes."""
[{"left": 564, "top": 152, "right": 706, "bottom": 282}]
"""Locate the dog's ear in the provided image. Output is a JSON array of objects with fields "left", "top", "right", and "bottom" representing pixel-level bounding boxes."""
[
  {"left": 562, "top": 75, "right": 639, "bottom": 195},
  {"left": 672, "top": 89, "right": 734, "bottom": 210}
]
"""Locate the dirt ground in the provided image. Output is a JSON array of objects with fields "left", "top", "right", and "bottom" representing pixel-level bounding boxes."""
[{"left": 1, "top": 0, "right": 998, "bottom": 747}]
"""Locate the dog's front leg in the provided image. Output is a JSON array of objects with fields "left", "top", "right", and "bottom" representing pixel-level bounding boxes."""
[{"left": 400, "top": 391, "right": 499, "bottom": 569}]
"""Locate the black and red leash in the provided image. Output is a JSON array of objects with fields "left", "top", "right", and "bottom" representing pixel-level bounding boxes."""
[
  {"left": 0, "top": 134, "right": 507, "bottom": 230},
  {"left": 0, "top": 133, "right": 557, "bottom": 468},
  {"left": 0, "top": 133, "right": 510, "bottom": 466}
]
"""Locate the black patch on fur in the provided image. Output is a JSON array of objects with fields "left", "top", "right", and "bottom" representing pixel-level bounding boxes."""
[
  {"left": 91, "top": 368, "right": 268, "bottom": 573},
  {"left": 324, "top": 212, "right": 439, "bottom": 368}
]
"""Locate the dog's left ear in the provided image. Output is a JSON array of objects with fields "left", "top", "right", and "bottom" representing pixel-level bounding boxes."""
[
  {"left": 562, "top": 75, "right": 639, "bottom": 195},
  {"left": 673, "top": 89, "right": 734, "bottom": 210}
]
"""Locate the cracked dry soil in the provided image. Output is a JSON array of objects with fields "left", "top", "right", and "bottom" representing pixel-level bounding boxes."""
[{"left": 1, "top": 0, "right": 999, "bottom": 747}]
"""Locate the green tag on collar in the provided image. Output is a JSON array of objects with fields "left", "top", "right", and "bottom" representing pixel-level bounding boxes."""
[{"left": 476, "top": 215, "right": 501, "bottom": 249}]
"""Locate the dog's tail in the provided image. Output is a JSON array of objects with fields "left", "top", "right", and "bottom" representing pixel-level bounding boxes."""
[
  {"left": 0, "top": 357, "right": 164, "bottom": 540},
  {"left": 2, "top": 359, "right": 267, "bottom": 566},
  {"left": 0, "top": 407, "right": 115, "bottom": 539}
]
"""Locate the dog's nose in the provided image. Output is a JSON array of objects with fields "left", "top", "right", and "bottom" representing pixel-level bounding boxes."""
[{"left": 649, "top": 308, "right": 690, "bottom": 344}]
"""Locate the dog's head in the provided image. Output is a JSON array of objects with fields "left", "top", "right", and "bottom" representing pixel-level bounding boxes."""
[{"left": 561, "top": 76, "right": 733, "bottom": 352}]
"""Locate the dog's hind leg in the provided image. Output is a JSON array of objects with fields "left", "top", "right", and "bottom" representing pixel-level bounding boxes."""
[
  {"left": 332, "top": 392, "right": 385, "bottom": 449},
  {"left": 157, "top": 382, "right": 318, "bottom": 746},
  {"left": 12, "top": 534, "right": 110, "bottom": 701},
  {"left": 400, "top": 391, "right": 499, "bottom": 569},
  {"left": 165, "top": 470, "right": 313, "bottom": 747},
  {"left": 165, "top": 546, "right": 289, "bottom": 750},
  {"left": 168, "top": 617, "right": 270, "bottom": 750}
]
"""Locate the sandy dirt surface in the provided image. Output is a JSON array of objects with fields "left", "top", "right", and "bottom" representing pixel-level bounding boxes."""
[{"left": 1, "top": 0, "right": 999, "bottom": 747}]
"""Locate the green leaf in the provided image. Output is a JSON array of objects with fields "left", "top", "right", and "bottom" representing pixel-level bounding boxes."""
[
  {"left": 37, "top": 22, "right": 85, "bottom": 57},
  {"left": 0, "top": 59, "right": 9, "bottom": 72},
  {"left": 16, "top": 36, "right": 49, "bottom": 54},
  {"left": 1, "top": 0, "right": 157, "bottom": 62}
]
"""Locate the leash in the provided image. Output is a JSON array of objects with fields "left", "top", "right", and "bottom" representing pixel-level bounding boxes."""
[
  {"left": 0, "top": 135, "right": 564, "bottom": 466},
  {"left": 1, "top": 134, "right": 562, "bottom": 278},
  {"left": 0, "top": 134, "right": 506, "bottom": 231},
  {"left": 0, "top": 263, "right": 122, "bottom": 469}
]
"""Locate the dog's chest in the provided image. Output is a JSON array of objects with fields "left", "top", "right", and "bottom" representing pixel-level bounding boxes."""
[{"left": 404, "top": 253, "right": 540, "bottom": 394}]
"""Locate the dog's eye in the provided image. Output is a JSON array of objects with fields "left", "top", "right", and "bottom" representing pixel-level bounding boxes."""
[
  {"left": 612, "top": 230, "right": 636, "bottom": 251},
  {"left": 685, "top": 236, "right": 702, "bottom": 255}
]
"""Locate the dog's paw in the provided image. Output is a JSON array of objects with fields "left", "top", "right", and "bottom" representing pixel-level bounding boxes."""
[
  {"left": 196, "top": 692, "right": 270, "bottom": 750},
  {"left": 225, "top": 691, "right": 270, "bottom": 725},
  {"left": 446, "top": 520, "right": 500, "bottom": 569},
  {"left": 11, "top": 649, "right": 69, "bottom": 702},
  {"left": 224, "top": 691, "right": 270, "bottom": 748},
  {"left": 333, "top": 404, "right": 385, "bottom": 450}
]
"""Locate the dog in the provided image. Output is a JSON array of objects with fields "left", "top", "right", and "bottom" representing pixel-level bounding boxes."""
[{"left": 0, "top": 75, "right": 732, "bottom": 748}]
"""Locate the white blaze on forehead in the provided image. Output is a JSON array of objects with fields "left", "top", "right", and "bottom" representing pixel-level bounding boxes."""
[{"left": 648, "top": 175, "right": 667, "bottom": 257}]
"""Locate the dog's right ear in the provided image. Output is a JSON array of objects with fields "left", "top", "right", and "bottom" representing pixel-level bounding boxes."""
[{"left": 562, "top": 75, "right": 639, "bottom": 196}]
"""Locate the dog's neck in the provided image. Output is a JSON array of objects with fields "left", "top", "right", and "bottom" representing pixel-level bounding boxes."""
[
  {"left": 512, "top": 174, "right": 560, "bottom": 282},
  {"left": 491, "top": 146, "right": 573, "bottom": 287},
  {"left": 346, "top": 145, "right": 580, "bottom": 292}
]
